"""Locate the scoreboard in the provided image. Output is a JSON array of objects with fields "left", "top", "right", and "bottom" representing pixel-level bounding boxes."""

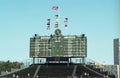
[{"left": 30, "top": 29, "right": 87, "bottom": 58}]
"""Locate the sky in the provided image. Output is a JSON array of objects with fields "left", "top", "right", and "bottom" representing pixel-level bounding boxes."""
[{"left": 0, "top": 0, "right": 119, "bottom": 64}]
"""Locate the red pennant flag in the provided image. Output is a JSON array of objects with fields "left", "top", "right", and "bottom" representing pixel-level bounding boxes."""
[{"left": 47, "top": 25, "right": 50, "bottom": 30}]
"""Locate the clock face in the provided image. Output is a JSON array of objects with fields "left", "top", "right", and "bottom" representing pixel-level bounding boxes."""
[{"left": 55, "top": 29, "right": 61, "bottom": 35}]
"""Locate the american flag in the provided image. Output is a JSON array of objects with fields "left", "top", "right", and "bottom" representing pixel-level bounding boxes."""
[{"left": 52, "top": 6, "right": 58, "bottom": 10}]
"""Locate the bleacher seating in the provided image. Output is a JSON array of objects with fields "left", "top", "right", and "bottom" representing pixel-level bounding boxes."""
[{"left": 0, "top": 63, "right": 115, "bottom": 78}]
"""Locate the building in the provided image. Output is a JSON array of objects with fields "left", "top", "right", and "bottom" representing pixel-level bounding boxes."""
[
  {"left": 94, "top": 62, "right": 119, "bottom": 78},
  {"left": 114, "top": 38, "right": 120, "bottom": 65},
  {"left": 103, "top": 65, "right": 119, "bottom": 78},
  {"left": 114, "top": 38, "right": 120, "bottom": 78}
]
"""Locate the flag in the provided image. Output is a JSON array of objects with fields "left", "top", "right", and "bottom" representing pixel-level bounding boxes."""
[
  {"left": 55, "top": 24, "right": 58, "bottom": 28},
  {"left": 47, "top": 25, "right": 50, "bottom": 30},
  {"left": 65, "top": 18, "right": 68, "bottom": 21},
  {"left": 47, "top": 18, "right": 50, "bottom": 21},
  {"left": 64, "top": 18, "right": 68, "bottom": 28},
  {"left": 65, "top": 24, "right": 68, "bottom": 27},
  {"left": 47, "top": 22, "right": 50, "bottom": 25},
  {"left": 47, "top": 19, "right": 50, "bottom": 30},
  {"left": 55, "top": 15, "right": 59, "bottom": 19},
  {"left": 47, "top": 19, "right": 50, "bottom": 25},
  {"left": 54, "top": 15, "right": 59, "bottom": 28},
  {"left": 55, "top": 15, "right": 59, "bottom": 24},
  {"left": 65, "top": 24, "right": 68, "bottom": 29},
  {"left": 52, "top": 6, "right": 58, "bottom": 10}
]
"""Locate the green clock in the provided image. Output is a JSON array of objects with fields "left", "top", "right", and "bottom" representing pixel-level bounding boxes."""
[{"left": 55, "top": 29, "right": 61, "bottom": 35}]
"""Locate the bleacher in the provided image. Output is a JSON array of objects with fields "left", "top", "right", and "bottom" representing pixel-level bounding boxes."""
[{"left": 0, "top": 63, "right": 115, "bottom": 78}]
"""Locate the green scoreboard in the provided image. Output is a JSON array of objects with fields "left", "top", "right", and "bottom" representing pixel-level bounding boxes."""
[{"left": 30, "top": 29, "right": 87, "bottom": 58}]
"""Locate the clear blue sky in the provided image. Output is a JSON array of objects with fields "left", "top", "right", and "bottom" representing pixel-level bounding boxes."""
[{"left": 0, "top": 0, "right": 119, "bottom": 64}]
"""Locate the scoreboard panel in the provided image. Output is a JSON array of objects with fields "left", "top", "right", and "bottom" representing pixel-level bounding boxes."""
[{"left": 30, "top": 29, "right": 87, "bottom": 58}]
